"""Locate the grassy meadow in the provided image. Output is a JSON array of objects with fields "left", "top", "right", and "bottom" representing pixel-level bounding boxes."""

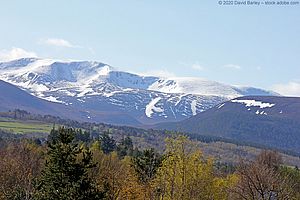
[{"left": 0, "top": 117, "right": 53, "bottom": 134}]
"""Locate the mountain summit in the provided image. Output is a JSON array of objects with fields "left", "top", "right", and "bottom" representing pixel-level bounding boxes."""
[{"left": 0, "top": 58, "right": 278, "bottom": 125}]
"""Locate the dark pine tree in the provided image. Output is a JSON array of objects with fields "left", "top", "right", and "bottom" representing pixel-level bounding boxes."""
[
  {"left": 132, "top": 148, "right": 162, "bottom": 184},
  {"left": 116, "top": 136, "right": 134, "bottom": 158},
  {"left": 34, "top": 127, "right": 103, "bottom": 200},
  {"left": 99, "top": 131, "right": 116, "bottom": 154}
]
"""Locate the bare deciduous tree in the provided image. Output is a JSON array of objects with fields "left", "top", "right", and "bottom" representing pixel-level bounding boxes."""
[
  {"left": 0, "top": 141, "right": 44, "bottom": 200},
  {"left": 232, "top": 150, "right": 295, "bottom": 200}
]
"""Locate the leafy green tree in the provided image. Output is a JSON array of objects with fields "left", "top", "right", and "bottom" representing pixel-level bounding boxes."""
[
  {"left": 34, "top": 127, "right": 102, "bottom": 200},
  {"left": 152, "top": 136, "right": 237, "bottom": 200}
]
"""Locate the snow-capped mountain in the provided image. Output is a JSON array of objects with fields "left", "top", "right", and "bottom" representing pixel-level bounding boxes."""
[{"left": 0, "top": 58, "right": 278, "bottom": 125}]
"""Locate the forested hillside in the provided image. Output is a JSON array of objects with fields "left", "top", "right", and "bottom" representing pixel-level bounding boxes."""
[
  {"left": 1, "top": 109, "right": 300, "bottom": 166},
  {"left": 1, "top": 127, "right": 300, "bottom": 199}
]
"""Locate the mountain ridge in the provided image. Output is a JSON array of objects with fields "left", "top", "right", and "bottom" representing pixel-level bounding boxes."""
[{"left": 0, "top": 58, "right": 278, "bottom": 125}]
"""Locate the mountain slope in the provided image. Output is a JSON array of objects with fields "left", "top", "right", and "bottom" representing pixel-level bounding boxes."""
[
  {"left": 0, "top": 58, "right": 277, "bottom": 125},
  {"left": 155, "top": 96, "right": 300, "bottom": 154},
  {"left": 0, "top": 80, "right": 68, "bottom": 115},
  {"left": 0, "top": 80, "right": 141, "bottom": 125}
]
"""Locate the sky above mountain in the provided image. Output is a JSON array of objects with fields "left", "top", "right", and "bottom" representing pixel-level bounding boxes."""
[{"left": 0, "top": 1, "right": 299, "bottom": 96}]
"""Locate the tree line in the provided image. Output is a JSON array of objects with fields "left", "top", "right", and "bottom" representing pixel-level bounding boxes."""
[
  {"left": 3, "top": 109, "right": 299, "bottom": 159},
  {"left": 0, "top": 127, "right": 300, "bottom": 199}
]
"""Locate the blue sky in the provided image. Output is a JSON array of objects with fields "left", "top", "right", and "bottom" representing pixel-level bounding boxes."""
[{"left": 0, "top": 1, "right": 299, "bottom": 96}]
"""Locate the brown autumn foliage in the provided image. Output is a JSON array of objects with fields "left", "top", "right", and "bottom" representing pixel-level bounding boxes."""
[
  {"left": 0, "top": 140, "right": 44, "bottom": 200},
  {"left": 0, "top": 136, "right": 300, "bottom": 200},
  {"left": 231, "top": 150, "right": 296, "bottom": 200},
  {"left": 90, "top": 141, "right": 144, "bottom": 200}
]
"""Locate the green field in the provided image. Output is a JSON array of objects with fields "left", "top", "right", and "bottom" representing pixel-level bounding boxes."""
[{"left": 0, "top": 118, "right": 53, "bottom": 134}]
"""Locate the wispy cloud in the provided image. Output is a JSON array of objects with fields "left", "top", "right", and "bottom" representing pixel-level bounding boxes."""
[
  {"left": 40, "top": 38, "right": 80, "bottom": 48},
  {"left": 223, "top": 64, "right": 241, "bottom": 70},
  {"left": 0, "top": 47, "right": 37, "bottom": 61},
  {"left": 272, "top": 81, "right": 300, "bottom": 97},
  {"left": 191, "top": 63, "right": 205, "bottom": 71}
]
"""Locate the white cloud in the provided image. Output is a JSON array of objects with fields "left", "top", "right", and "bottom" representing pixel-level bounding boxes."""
[
  {"left": 179, "top": 61, "right": 205, "bottom": 71},
  {"left": 272, "top": 81, "right": 300, "bottom": 97},
  {"left": 0, "top": 47, "right": 37, "bottom": 61},
  {"left": 191, "top": 63, "right": 205, "bottom": 71},
  {"left": 137, "top": 69, "right": 176, "bottom": 77},
  {"left": 40, "top": 38, "right": 80, "bottom": 48},
  {"left": 223, "top": 64, "right": 241, "bottom": 70}
]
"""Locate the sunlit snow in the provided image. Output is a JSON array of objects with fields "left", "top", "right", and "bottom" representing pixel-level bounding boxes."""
[
  {"left": 44, "top": 96, "right": 64, "bottom": 103},
  {"left": 231, "top": 99, "right": 275, "bottom": 108},
  {"left": 217, "top": 103, "right": 225, "bottom": 109},
  {"left": 145, "top": 97, "right": 164, "bottom": 118},
  {"left": 191, "top": 100, "right": 197, "bottom": 115}
]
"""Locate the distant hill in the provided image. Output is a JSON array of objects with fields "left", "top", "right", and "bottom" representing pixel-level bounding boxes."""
[{"left": 154, "top": 96, "right": 300, "bottom": 154}]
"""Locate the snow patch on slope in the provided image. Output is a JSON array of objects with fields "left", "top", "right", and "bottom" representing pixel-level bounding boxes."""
[
  {"left": 191, "top": 100, "right": 197, "bottom": 116},
  {"left": 217, "top": 103, "right": 225, "bottom": 109},
  {"left": 145, "top": 97, "right": 164, "bottom": 118},
  {"left": 44, "top": 96, "right": 64, "bottom": 103},
  {"left": 231, "top": 99, "right": 275, "bottom": 108}
]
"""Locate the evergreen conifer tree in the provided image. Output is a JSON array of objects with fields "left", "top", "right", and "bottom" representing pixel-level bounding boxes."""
[
  {"left": 99, "top": 131, "right": 116, "bottom": 154},
  {"left": 34, "top": 127, "right": 102, "bottom": 200},
  {"left": 132, "top": 148, "right": 162, "bottom": 184},
  {"left": 116, "top": 136, "right": 134, "bottom": 158}
]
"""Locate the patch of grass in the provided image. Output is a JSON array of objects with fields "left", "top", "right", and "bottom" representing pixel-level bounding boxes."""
[
  {"left": 0, "top": 117, "right": 16, "bottom": 122},
  {"left": 0, "top": 120, "right": 53, "bottom": 134}
]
